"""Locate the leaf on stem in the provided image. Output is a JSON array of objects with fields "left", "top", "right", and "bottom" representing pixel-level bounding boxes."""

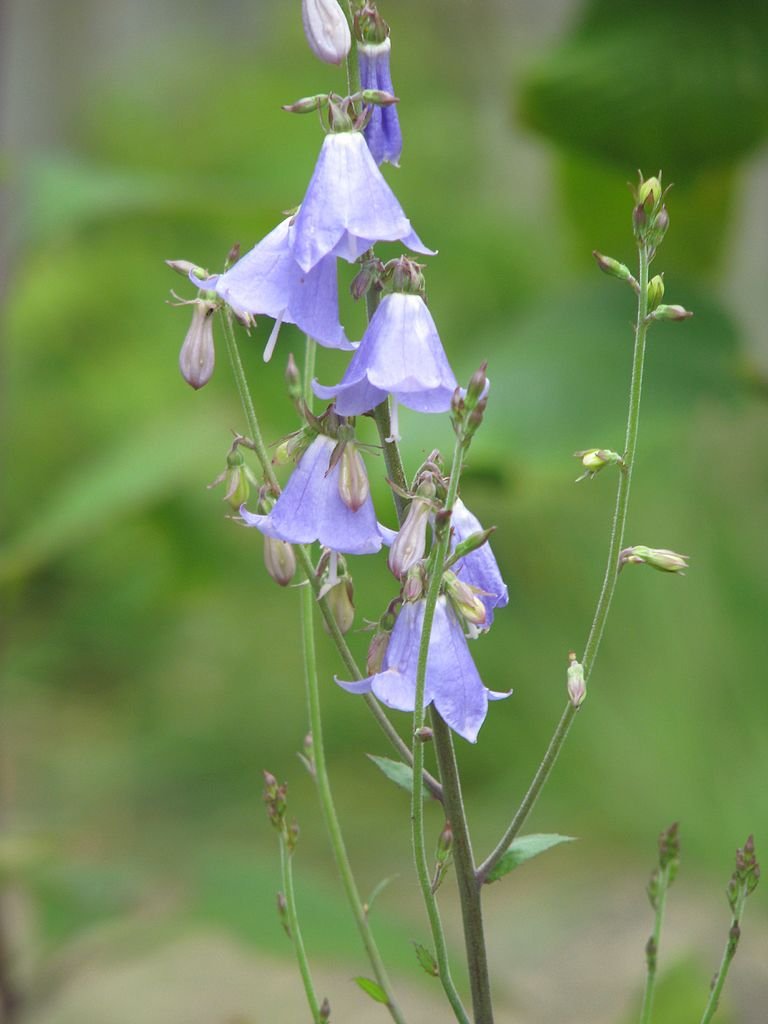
[
  {"left": 413, "top": 942, "right": 439, "bottom": 977},
  {"left": 367, "top": 755, "right": 429, "bottom": 798},
  {"left": 486, "top": 833, "right": 576, "bottom": 883},
  {"left": 354, "top": 977, "right": 389, "bottom": 1004}
]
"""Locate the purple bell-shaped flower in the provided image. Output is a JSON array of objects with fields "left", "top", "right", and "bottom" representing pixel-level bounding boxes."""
[
  {"left": 450, "top": 499, "right": 509, "bottom": 630},
  {"left": 359, "top": 37, "right": 402, "bottom": 166},
  {"left": 240, "top": 434, "right": 382, "bottom": 555},
  {"left": 288, "top": 131, "right": 433, "bottom": 272},
  {"left": 313, "top": 291, "right": 457, "bottom": 428},
  {"left": 336, "top": 596, "right": 509, "bottom": 742},
  {"left": 191, "top": 218, "right": 354, "bottom": 361}
]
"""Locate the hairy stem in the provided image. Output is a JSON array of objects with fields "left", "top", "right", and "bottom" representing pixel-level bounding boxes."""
[
  {"left": 280, "top": 838, "right": 323, "bottom": 1022},
  {"left": 301, "top": 583, "right": 407, "bottom": 1024},
  {"left": 431, "top": 712, "right": 493, "bottom": 1024},
  {"left": 221, "top": 311, "right": 441, "bottom": 799},
  {"left": 478, "top": 242, "right": 652, "bottom": 883}
]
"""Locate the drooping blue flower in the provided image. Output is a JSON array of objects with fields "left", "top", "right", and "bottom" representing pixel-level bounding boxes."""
[
  {"left": 451, "top": 499, "right": 509, "bottom": 630},
  {"left": 359, "top": 38, "right": 402, "bottom": 166},
  {"left": 288, "top": 131, "right": 433, "bottom": 272},
  {"left": 190, "top": 218, "right": 353, "bottom": 360},
  {"left": 240, "top": 434, "right": 382, "bottom": 555},
  {"left": 313, "top": 291, "right": 457, "bottom": 424},
  {"left": 337, "top": 596, "right": 510, "bottom": 742}
]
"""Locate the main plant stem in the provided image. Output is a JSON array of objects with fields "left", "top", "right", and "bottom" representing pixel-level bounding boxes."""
[
  {"left": 430, "top": 712, "right": 493, "bottom": 1024},
  {"left": 478, "top": 242, "right": 651, "bottom": 883},
  {"left": 699, "top": 888, "right": 747, "bottom": 1024},
  {"left": 220, "top": 312, "right": 441, "bottom": 799}
]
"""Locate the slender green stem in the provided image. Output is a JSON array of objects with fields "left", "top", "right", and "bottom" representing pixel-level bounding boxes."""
[
  {"left": 373, "top": 401, "right": 409, "bottom": 522},
  {"left": 639, "top": 863, "right": 672, "bottom": 1024},
  {"left": 408, "top": 435, "right": 470, "bottom": 1024},
  {"left": 478, "top": 242, "right": 652, "bottom": 882},
  {"left": 221, "top": 311, "right": 441, "bottom": 798},
  {"left": 301, "top": 583, "right": 406, "bottom": 1024},
  {"left": 280, "top": 837, "right": 323, "bottom": 1023},
  {"left": 430, "top": 712, "right": 493, "bottom": 1024},
  {"left": 699, "top": 889, "right": 748, "bottom": 1024}
]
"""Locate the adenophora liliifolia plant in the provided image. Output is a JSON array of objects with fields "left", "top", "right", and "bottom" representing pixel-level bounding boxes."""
[{"left": 165, "top": 4, "right": 759, "bottom": 1021}]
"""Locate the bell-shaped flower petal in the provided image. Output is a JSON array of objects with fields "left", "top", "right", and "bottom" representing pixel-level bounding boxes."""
[
  {"left": 336, "top": 596, "right": 510, "bottom": 742},
  {"left": 240, "top": 435, "right": 382, "bottom": 555},
  {"left": 192, "top": 219, "right": 353, "bottom": 353},
  {"left": 288, "top": 131, "right": 433, "bottom": 272},
  {"left": 359, "top": 39, "right": 402, "bottom": 166},
  {"left": 450, "top": 499, "right": 509, "bottom": 629},
  {"left": 313, "top": 292, "right": 457, "bottom": 415}
]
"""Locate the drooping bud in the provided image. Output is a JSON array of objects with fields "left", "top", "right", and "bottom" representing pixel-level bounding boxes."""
[
  {"left": 263, "top": 535, "right": 297, "bottom": 587},
  {"left": 319, "top": 998, "right": 331, "bottom": 1022},
  {"left": 387, "top": 480, "right": 435, "bottom": 578},
  {"left": 649, "top": 303, "right": 694, "bottom": 322},
  {"left": 366, "top": 626, "right": 390, "bottom": 675},
  {"left": 573, "top": 448, "right": 625, "bottom": 482},
  {"left": 619, "top": 546, "right": 689, "bottom": 574},
  {"left": 338, "top": 443, "right": 370, "bottom": 512},
  {"left": 402, "top": 563, "right": 425, "bottom": 602},
  {"left": 219, "top": 449, "right": 252, "bottom": 510},
  {"left": 592, "top": 251, "right": 635, "bottom": 286},
  {"left": 301, "top": 0, "right": 351, "bottom": 65},
  {"left": 567, "top": 652, "right": 586, "bottom": 708},
  {"left": 165, "top": 259, "right": 207, "bottom": 279},
  {"left": 647, "top": 274, "right": 665, "bottom": 312},
  {"left": 443, "top": 571, "right": 486, "bottom": 627},
  {"left": 179, "top": 299, "right": 217, "bottom": 389},
  {"left": 285, "top": 353, "right": 302, "bottom": 403},
  {"left": 350, "top": 256, "right": 384, "bottom": 300},
  {"left": 322, "top": 577, "right": 355, "bottom": 635}
]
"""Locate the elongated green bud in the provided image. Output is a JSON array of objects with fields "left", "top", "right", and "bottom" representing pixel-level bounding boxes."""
[
  {"left": 647, "top": 274, "right": 665, "bottom": 311},
  {"left": 619, "top": 546, "right": 688, "bottom": 574},
  {"left": 263, "top": 536, "right": 296, "bottom": 587}
]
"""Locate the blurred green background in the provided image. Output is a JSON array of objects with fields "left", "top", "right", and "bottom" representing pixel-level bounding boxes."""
[{"left": 2, "top": 0, "right": 767, "bottom": 1021}]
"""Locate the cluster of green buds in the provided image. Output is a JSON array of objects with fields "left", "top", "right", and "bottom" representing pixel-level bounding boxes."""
[
  {"left": 573, "top": 448, "right": 626, "bottom": 482},
  {"left": 727, "top": 835, "right": 760, "bottom": 914},
  {"left": 619, "top": 546, "right": 688, "bottom": 575},
  {"left": 263, "top": 771, "right": 300, "bottom": 854},
  {"left": 451, "top": 362, "right": 489, "bottom": 449},
  {"left": 282, "top": 88, "right": 399, "bottom": 131},
  {"left": 647, "top": 821, "right": 681, "bottom": 909},
  {"left": 632, "top": 173, "right": 670, "bottom": 257}
]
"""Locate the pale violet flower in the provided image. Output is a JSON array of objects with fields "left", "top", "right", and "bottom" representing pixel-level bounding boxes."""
[
  {"left": 359, "top": 38, "right": 402, "bottom": 166},
  {"left": 191, "top": 219, "right": 353, "bottom": 361},
  {"left": 451, "top": 499, "right": 509, "bottom": 629},
  {"left": 240, "top": 434, "right": 382, "bottom": 556},
  {"left": 301, "top": 0, "right": 351, "bottom": 65},
  {"left": 313, "top": 291, "right": 457, "bottom": 427},
  {"left": 336, "top": 596, "right": 510, "bottom": 742},
  {"left": 288, "top": 131, "right": 433, "bottom": 272}
]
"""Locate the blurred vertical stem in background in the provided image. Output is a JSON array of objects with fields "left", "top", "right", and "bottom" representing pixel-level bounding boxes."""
[{"left": 640, "top": 823, "right": 680, "bottom": 1024}]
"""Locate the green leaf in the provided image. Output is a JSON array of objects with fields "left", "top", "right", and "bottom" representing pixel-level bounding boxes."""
[
  {"left": 354, "top": 977, "right": 389, "bottom": 1004},
  {"left": 485, "top": 834, "right": 576, "bottom": 883},
  {"left": 367, "top": 755, "right": 429, "bottom": 799},
  {"left": 412, "top": 942, "right": 438, "bottom": 977}
]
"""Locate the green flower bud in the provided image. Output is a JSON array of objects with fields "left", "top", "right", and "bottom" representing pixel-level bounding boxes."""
[
  {"left": 650, "top": 303, "right": 693, "bottom": 322},
  {"left": 263, "top": 536, "right": 297, "bottom": 587},
  {"left": 647, "top": 274, "right": 665, "bottom": 312},
  {"left": 573, "top": 448, "right": 624, "bottom": 482},
  {"left": 592, "top": 251, "right": 634, "bottom": 284},
  {"left": 322, "top": 578, "right": 355, "bottom": 635},
  {"left": 443, "top": 570, "right": 486, "bottom": 627},
  {"left": 338, "top": 443, "right": 370, "bottom": 512},
  {"left": 637, "top": 176, "right": 662, "bottom": 214},
  {"left": 619, "top": 546, "right": 689, "bottom": 574}
]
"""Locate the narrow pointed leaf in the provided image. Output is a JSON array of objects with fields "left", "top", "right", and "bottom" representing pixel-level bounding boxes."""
[
  {"left": 486, "top": 833, "right": 576, "bottom": 883},
  {"left": 367, "top": 755, "right": 428, "bottom": 798},
  {"left": 365, "top": 875, "right": 398, "bottom": 916},
  {"left": 354, "top": 977, "right": 389, "bottom": 1004}
]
